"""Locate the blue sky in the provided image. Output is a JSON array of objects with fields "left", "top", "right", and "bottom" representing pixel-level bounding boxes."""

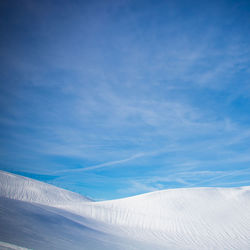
[{"left": 1, "top": 0, "right": 250, "bottom": 200}]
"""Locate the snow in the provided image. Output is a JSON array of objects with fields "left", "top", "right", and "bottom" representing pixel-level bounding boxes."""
[
  {"left": 0, "top": 170, "right": 91, "bottom": 206},
  {"left": 0, "top": 170, "right": 250, "bottom": 249}
]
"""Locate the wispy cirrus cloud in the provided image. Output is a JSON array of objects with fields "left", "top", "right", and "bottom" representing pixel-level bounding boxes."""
[
  {"left": 119, "top": 167, "right": 250, "bottom": 196},
  {"left": 56, "top": 153, "right": 146, "bottom": 173},
  {"left": 1, "top": 0, "right": 250, "bottom": 199}
]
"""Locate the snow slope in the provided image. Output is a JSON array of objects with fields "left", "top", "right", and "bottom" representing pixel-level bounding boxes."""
[
  {"left": 0, "top": 170, "right": 91, "bottom": 206},
  {"left": 0, "top": 170, "right": 250, "bottom": 249}
]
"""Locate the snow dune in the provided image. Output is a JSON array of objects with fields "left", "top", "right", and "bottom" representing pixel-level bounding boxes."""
[
  {"left": 0, "top": 170, "right": 91, "bottom": 206},
  {"left": 0, "top": 170, "right": 250, "bottom": 249}
]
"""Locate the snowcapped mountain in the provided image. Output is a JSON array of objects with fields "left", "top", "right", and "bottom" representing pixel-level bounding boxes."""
[{"left": 0, "top": 170, "right": 250, "bottom": 250}]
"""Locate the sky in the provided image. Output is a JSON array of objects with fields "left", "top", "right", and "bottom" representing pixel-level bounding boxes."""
[{"left": 1, "top": 0, "right": 250, "bottom": 200}]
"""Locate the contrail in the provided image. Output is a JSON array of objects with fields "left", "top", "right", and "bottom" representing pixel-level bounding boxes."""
[{"left": 56, "top": 153, "right": 145, "bottom": 173}]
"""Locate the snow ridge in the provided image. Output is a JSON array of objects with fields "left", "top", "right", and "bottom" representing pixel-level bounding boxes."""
[
  {"left": 0, "top": 170, "right": 250, "bottom": 250},
  {"left": 0, "top": 170, "right": 91, "bottom": 206}
]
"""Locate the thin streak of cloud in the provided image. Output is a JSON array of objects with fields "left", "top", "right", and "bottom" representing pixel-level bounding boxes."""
[
  {"left": 190, "top": 168, "right": 250, "bottom": 187},
  {"left": 56, "top": 153, "right": 146, "bottom": 173},
  {"left": 125, "top": 168, "right": 250, "bottom": 192}
]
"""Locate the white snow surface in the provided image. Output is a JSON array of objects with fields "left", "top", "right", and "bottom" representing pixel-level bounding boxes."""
[
  {"left": 0, "top": 170, "right": 250, "bottom": 250},
  {"left": 0, "top": 170, "right": 91, "bottom": 206}
]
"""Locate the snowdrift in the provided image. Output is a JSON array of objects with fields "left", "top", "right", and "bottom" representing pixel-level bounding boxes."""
[
  {"left": 0, "top": 170, "right": 91, "bottom": 206},
  {"left": 0, "top": 170, "right": 250, "bottom": 249}
]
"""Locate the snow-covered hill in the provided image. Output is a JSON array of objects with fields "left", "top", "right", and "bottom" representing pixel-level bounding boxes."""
[
  {"left": 0, "top": 170, "right": 250, "bottom": 250},
  {"left": 0, "top": 170, "right": 91, "bottom": 206}
]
